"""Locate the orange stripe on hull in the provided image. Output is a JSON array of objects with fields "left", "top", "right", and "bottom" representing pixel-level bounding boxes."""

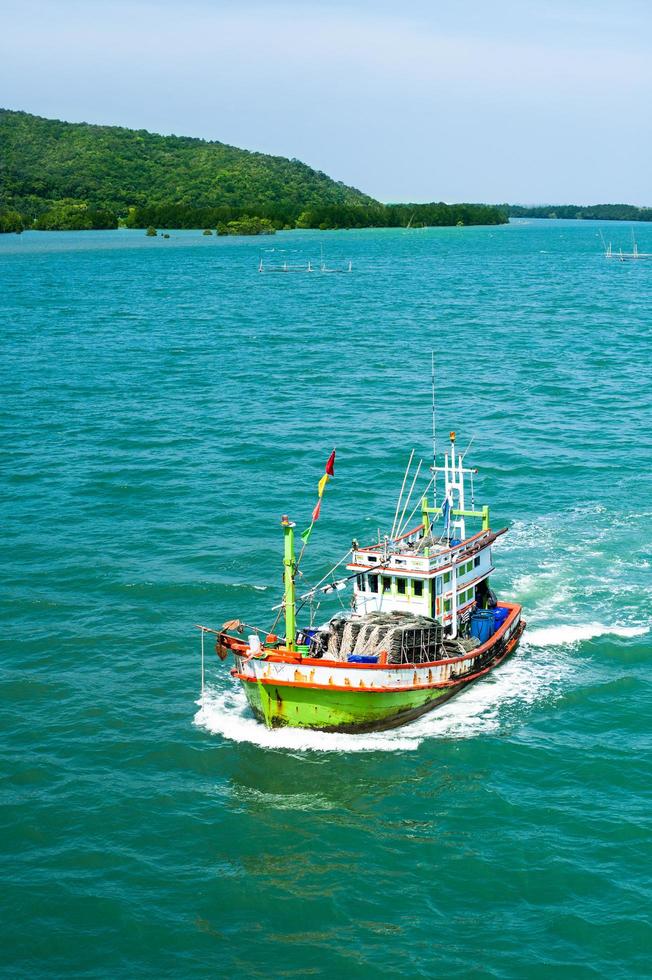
[
  {"left": 233, "top": 622, "right": 525, "bottom": 694},
  {"left": 230, "top": 602, "right": 522, "bottom": 669}
]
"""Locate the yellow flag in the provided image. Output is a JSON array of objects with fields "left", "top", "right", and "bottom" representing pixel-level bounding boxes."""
[{"left": 317, "top": 473, "right": 329, "bottom": 498}]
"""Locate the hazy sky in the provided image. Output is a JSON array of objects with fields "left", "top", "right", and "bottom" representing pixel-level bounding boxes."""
[{"left": 2, "top": 0, "right": 650, "bottom": 204}]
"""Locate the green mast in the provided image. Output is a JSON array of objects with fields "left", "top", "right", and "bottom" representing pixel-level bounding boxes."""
[{"left": 281, "top": 515, "right": 297, "bottom": 650}]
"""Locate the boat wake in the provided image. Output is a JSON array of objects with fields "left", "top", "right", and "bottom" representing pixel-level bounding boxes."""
[
  {"left": 193, "top": 637, "right": 570, "bottom": 753},
  {"left": 194, "top": 686, "right": 421, "bottom": 753},
  {"left": 526, "top": 623, "right": 648, "bottom": 647},
  {"left": 194, "top": 616, "right": 648, "bottom": 753},
  {"left": 194, "top": 497, "right": 650, "bottom": 753}
]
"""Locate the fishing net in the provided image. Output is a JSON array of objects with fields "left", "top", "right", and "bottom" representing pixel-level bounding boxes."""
[
  {"left": 341, "top": 619, "right": 363, "bottom": 655},
  {"left": 326, "top": 618, "right": 347, "bottom": 660},
  {"left": 385, "top": 618, "right": 444, "bottom": 664},
  {"left": 312, "top": 611, "right": 446, "bottom": 663}
]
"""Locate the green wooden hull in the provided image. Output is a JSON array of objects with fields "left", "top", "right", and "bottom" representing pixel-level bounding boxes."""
[
  {"left": 242, "top": 675, "right": 471, "bottom": 733},
  {"left": 238, "top": 622, "right": 524, "bottom": 733}
]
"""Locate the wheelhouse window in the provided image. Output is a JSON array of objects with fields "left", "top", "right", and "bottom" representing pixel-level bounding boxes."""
[
  {"left": 382, "top": 575, "right": 393, "bottom": 593},
  {"left": 444, "top": 598, "right": 452, "bottom": 613},
  {"left": 474, "top": 555, "right": 481, "bottom": 568},
  {"left": 396, "top": 577, "right": 407, "bottom": 595},
  {"left": 368, "top": 574, "right": 379, "bottom": 593},
  {"left": 413, "top": 579, "right": 423, "bottom": 597},
  {"left": 443, "top": 571, "right": 451, "bottom": 585}
]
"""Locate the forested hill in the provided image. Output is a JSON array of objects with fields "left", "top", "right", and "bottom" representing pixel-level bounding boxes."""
[
  {"left": 0, "top": 108, "right": 372, "bottom": 217},
  {"left": 0, "top": 108, "right": 508, "bottom": 231},
  {"left": 508, "top": 203, "right": 652, "bottom": 221}
]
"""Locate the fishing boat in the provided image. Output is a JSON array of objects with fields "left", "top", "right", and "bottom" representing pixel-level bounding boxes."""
[{"left": 199, "top": 432, "right": 525, "bottom": 734}]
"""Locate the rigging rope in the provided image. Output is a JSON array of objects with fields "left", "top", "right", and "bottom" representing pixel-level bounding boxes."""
[
  {"left": 269, "top": 547, "right": 352, "bottom": 634},
  {"left": 390, "top": 450, "right": 415, "bottom": 539},
  {"left": 310, "top": 548, "right": 353, "bottom": 592},
  {"left": 396, "top": 473, "right": 435, "bottom": 540},
  {"left": 394, "top": 458, "right": 422, "bottom": 541}
]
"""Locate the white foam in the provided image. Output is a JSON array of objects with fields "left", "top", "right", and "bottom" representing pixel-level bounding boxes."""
[
  {"left": 193, "top": 639, "right": 572, "bottom": 753},
  {"left": 194, "top": 686, "right": 421, "bottom": 753},
  {"left": 230, "top": 581, "right": 269, "bottom": 592},
  {"left": 194, "top": 497, "right": 651, "bottom": 753},
  {"left": 229, "top": 786, "right": 336, "bottom": 811},
  {"left": 526, "top": 622, "right": 649, "bottom": 647},
  {"left": 405, "top": 642, "right": 574, "bottom": 740}
]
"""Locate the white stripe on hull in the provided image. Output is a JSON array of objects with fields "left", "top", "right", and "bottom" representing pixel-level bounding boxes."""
[{"left": 236, "top": 608, "right": 522, "bottom": 691}]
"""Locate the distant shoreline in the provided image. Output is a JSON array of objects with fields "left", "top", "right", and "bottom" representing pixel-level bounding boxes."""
[
  {"left": 1, "top": 109, "right": 509, "bottom": 234},
  {"left": 5, "top": 217, "right": 650, "bottom": 242},
  {"left": 4, "top": 206, "right": 652, "bottom": 235},
  {"left": 507, "top": 204, "right": 651, "bottom": 222},
  {"left": 3, "top": 109, "right": 649, "bottom": 234},
  {"left": 0, "top": 203, "right": 509, "bottom": 235}
]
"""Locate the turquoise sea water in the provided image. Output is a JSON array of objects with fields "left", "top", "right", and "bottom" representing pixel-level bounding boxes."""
[{"left": 1, "top": 220, "right": 651, "bottom": 978}]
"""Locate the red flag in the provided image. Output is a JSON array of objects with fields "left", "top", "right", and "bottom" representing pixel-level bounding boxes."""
[{"left": 301, "top": 450, "right": 336, "bottom": 544}]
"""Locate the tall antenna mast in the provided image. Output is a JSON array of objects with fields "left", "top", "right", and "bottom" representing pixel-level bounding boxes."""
[{"left": 431, "top": 351, "right": 437, "bottom": 505}]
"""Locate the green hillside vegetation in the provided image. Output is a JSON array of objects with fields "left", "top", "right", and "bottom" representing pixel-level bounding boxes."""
[
  {"left": 217, "top": 216, "right": 276, "bottom": 236},
  {"left": 0, "top": 108, "right": 508, "bottom": 232},
  {"left": 127, "top": 200, "right": 506, "bottom": 232},
  {"left": 508, "top": 203, "right": 652, "bottom": 221}
]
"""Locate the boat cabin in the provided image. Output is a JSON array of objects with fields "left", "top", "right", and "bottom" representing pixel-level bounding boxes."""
[
  {"left": 347, "top": 528, "right": 496, "bottom": 637},
  {"left": 346, "top": 432, "right": 499, "bottom": 638}
]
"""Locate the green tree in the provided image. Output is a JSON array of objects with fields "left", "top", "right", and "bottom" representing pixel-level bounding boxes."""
[
  {"left": 0, "top": 210, "right": 24, "bottom": 233},
  {"left": 0, "top": 108, "right": 511, "bottom": 231},
  {"left": 33, "top": 200, "right": 117, "bottom": 230}
]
